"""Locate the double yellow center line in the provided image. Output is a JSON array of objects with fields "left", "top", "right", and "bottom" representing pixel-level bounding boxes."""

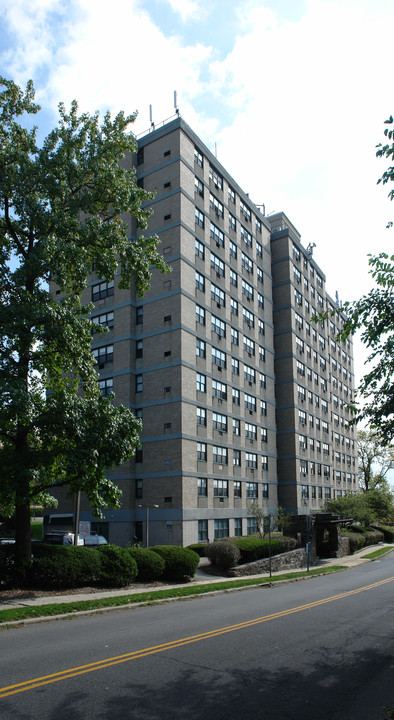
[{"left": 1, "top": 576, "right": 392, "bottom": 699}]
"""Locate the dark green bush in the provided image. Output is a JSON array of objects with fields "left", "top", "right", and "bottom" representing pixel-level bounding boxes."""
[
  {"left": 371, "top": 524, "right": 394, "bottom": 542},
  {"left": 0, "top": 545, "right": 16, "bottom": 587},
  {"left": 233, "top": 537, "right": 287, "bottom": 563},
  {"left": 186, "top": 543, "right": 208, "bottom": 557},
  {"left": 30, "top": 544, "right": 101, "bottom": 589},
  {"left": 151, "top": 545, "right": 199, "bottom": 582},
  {"left": 205, "top": 540, "right": 241, "bottom": 569},
  {"left": 98, "top": 545, "right": 138, "bottom": 587},
  {"left": 341, "top": 528, "right": 384, "bottom": 554},
  {"left": 127, "top": 547, "right": 164, "bottom": 581}
]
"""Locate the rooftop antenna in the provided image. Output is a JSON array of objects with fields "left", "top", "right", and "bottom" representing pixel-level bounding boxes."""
[
  {"left": 149, "top": 104, "right": 155, "bottom": 130},
  {"left": 335, "top": 290, "right": 339, "bottom": 305},
  {"left": 256, "top": 204, "right": 266, "bottom": 216},
  {"left": 174, "top": 91, "right": 179, "bottom": 115},
  {"left": 306, "top": 242, "right": 316, "bottom": 257}
]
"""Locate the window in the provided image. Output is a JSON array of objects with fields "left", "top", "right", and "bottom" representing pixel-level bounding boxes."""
[
  {"left": 301, "top": 485, "right": 309, "bottom": 499},
  {"left": 244, "top": 364, "right": 255, "bottom": 384},
  {"left": 245, "top": 452, "right": 257, "bottom": 469},
  {"left": 195, "top": 208, "right": 204, "bottom": 228},
  {"left": 257, "top": 267, "right": 264, "bottom": 284},
  {"left": 244, "top": 393, "right": 256, "bottom": 412},
  {"left": 196, "top": 338, "right": 206, "bottom": 358},
  {"left": 194, "top": 177, "right": 204, "bottom": 197},
  {"left": 240, "top": 200, "right": 252, "bottom": 222},
  {"left": 230, "top": 298, "right": 239, "bottom": 316},
  {"left": 229, "top": 213, "right": 236, "bottom": 231},
  {"left": 92, "top": 311, "right": 114, "bottom": 330},
  {"left": 243, "top": 307, "right": 254, "bottom": 329},
  {"left": 214, "top": 478, "right": 228, "bottom": 495},
  {"left": 261, "top": 427, "right": 268, "bottom": 444},
  {"left": 198, "top": 477, "right": 207, "bottom": 497},
  {"left": 210, "top": 220, "right": 224, "bottom": 245},
  {"left": 242, "top": 252, "right": 253, "bottom": 275},
  {"left": 211, "top": 282, "right": 225, "bottom": 307},
  {"left": 294, "top": 289, "right": 302, "bottom": 306},
  {"left": 325, "top": 487, "right": 332, "bottom": 499},
  {"left": 135, "top": 479, "right": 143, "bottom": 498},
  {"left": 261, "top": 455, "right": 268, "bottom": 470},
  {"left": 93, "top": 344, "right": 113, "bottom": 364},
  {"left": 213, "top": 412, "right": 227, "bottom": 432},
  {"left": 212, "top": 379, "right": 227, "bottom": 400},
  {"left": 194, "top": 147, "right": 203, "bottom": 167},
  {"left": 232, "top": 388, "right": 240, "bottom": 406},
  {"left": 233, "top": 418, "right": 240, "bottom": 436},
  {"left": 247, "top": 517, "right": 258, "bottom": 535},
  {"left": 256, "top": 240, "right": 262, "bottom": 256},
  {"left": 135, "top": 374, "right": 143, "bottom": 392},
  {"left": 92, "top": 280, "right": 114, "bottom": 301},
  {"left": 228, "top": 186, "right": 236, "bottom": 203},
  {"left": 99, "top": 377, "right": 113, "bottom": 396},
  {"left": 197, "top": 407, "right": 206, "bottom": 426},
  {"left": 232, "top": 357, "right": 239, "bottom": 375},
  {"left": 230, "top": 269, "right": 238, "bottom": 287},
  {"left": 243, "top": 336, "right": 255, "bottom": 356},
  {"left": 260, "top": 373, "right": 266, "bottom": 389},
  {"left": 258, "top": 293, "right": 264, "bottom": 309},
  {"left": 242, "top": 279, "right": 254, "bottom": 301},
  {"left": 211, "top": 315, "right": 226, "bottom": 338},
  {"left": 229, "top": 239, "right": 237, "bottom": 258},
  {"left": 214, "top": 519, "right": 229, "bottom": 540},
  {"left": 137, "top": 147, "right": 144, "bottom": 166},
  {"left": 246, "top": 482, "right": 258, "bottom": 498},
  {"left": 195, "top": 238, "right": 205, "bottom": 260},
  {"left": 197, "top": 442, "right": 207, "bottom": 461},
  {"left": 209, "top": 165, "right": 223, "bottom": 190},
  {"left": 233, "top": 449, "right": 241, "bottom": 466},
  {"left": 198, "top": 519, "right": 208, "bottom": 542},
  {"left": 241, "top": 226, "right": 252, "bottom": 247},
  {"left": 231, "top": 326, "right": 239, "bottom": 346},
  {"left": 196, "top": 304, "right": 205, "bottom": 325},
  {"left": 210, "top": 196, "right": 224, "bottom": 220},
  {"left": 213, "top": 447, "right": 228, "bottom": 465},
  {"left": 210, "top": 252, "right": 225, "bottom": 277},
  {"left": 195, "top": 271, "right": 205, "bottom": 292},
  {"left": 245, "top": 422, "right": 257, "bottom": 440},
  {"left": 300, "top": 460, "right": 308, "bottom": 476},
  {"left": 196, "top": 373, "right": 206, "bottom": 393},
  {"left": 234, "top": 482, "right": 242, "bottom": 499},
  {"left": 311, "top": 486, "right": 316, "bottom": 499},
  {"left": 260, "top": 400, "right": 267, "bottom": 416}
]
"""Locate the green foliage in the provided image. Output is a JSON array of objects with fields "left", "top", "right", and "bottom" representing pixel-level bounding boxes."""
[
  {"left": 186, "top": 543, "right": 207, "bottom": 557},
  {"left": 98, "top": 545, "right": 138, "bottom": 587},
  {"left": 205, "top": 540, "right": 241, "bottom": 569},
  {"left": 29, "top": 544, "right": 101, "bottom": 589},
  {"left": 371, "top": 524, "right": 394, "bottom": 542},
  {"left": 0, "top": 544, "right": 15, "bottom": 587},
  {"left": 341, "top": 527, "right": 384, "bottom": 554},
  {"left": 327, "top": 488, "right": 394, "bottom": 524},
  {"left": 376, "top": 115, "right": 394, "bottom": 227},
  {"left": 232, "top": 536, "right": 296, "bottom": 563},
  {"left": 150, "top": 545, "right": 199, "bottom": 582},
  {"left": 127, "top": 547, "right": 164, "bottom": 581},
  {"left": 358, "top": 429, "right": 394, "bottom": 491},
  {"left": 0, "top": 77, "right": 169, "bottom": 569}
]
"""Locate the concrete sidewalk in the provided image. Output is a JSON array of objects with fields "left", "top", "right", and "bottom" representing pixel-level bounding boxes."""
[{"left": 1, "top": 544, "right": 392, "bottom": 613}]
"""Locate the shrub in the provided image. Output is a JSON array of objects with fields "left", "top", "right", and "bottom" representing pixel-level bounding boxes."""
[
  {"left": 30, "top": 544, "right": 101, "bottom": 589},
  {"left": 186, "top": 543, "right": 208, "bottom": 557},
  {"left": 341, "top": 527, "right": 384, "bottom": 554},
  {"left": 150, "top": 545, "right": 199, "bottom": 582},
  {"left": 0, "top": 545, "right": 16, "bottom": 588},
  {"left": 372, "top": 524, "right": 394, "bottom": 542},
  {"left": 127, "top": 547, "right": 164, "bottom": 581},
  {"left": 205, "top": 540, "right": 241, "bottom": 569},
  {"left": 98, "top": 545, "right": 138, "bottom": 587},
  {"left": 233, "top": 537, "right": 287, "bottom": 563}
]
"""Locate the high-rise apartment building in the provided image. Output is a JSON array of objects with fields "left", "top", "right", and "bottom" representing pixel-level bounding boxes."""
[{"left": 50, "top": 116, "right": 357, "bottom": 546}]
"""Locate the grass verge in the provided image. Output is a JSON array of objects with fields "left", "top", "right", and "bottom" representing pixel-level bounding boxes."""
[
  {"left": 0, "top": 566, "right": 344, "bottom": 625},
  {"left": 361, "top": 546, "right": 394, "bottom": 560}
]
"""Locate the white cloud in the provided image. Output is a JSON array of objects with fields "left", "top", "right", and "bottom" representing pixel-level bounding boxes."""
[{"left": 162, "top": 0, "right": 202, "bottom": 23}]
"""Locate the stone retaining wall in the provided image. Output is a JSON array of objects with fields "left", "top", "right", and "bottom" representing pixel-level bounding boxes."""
[{"left": 228, "top": 547, "right": 316, "bottom": 577}]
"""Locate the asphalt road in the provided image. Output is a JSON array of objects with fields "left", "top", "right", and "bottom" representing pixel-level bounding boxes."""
[{"left": 0, "top": 555, "right": 393, "bottom": 720}]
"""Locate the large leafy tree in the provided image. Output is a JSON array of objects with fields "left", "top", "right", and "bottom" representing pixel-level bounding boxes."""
[
  {"left": 357, "top": 429, "right": 394, "bottom": 492},
  {"left": 0, "top": 77, "right": 168, "bottom": 572},
  {"left": 332, "top": 118, "right": 394, "bottom": 444}
]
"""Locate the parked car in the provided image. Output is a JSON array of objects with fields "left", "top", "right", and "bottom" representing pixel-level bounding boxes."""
[{"left": 82, "top": 534, "right": 108, "bottom": 547}]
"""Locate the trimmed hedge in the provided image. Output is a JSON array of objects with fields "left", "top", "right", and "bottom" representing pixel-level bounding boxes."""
[
  {"left": 98, "top": 545, "right": 138, "bottom": 587},
  {"left": 341, "top": 527, "right": 384, "bottom": 554},
  {"left": 205, "top": 540, "right": 241, "bottom": 569},
  {"left": 30, "top": 544, "right": 102, "bottom": 589},
  {"left": 0, "top": 545, "right": 16, "bottom": 588},
  {"left": 371, "top": 524, "right": 394, "bottom": 543},
  {"left": 232, "top": 536, "right": 297, "bottom": 564},
  {"left": 127, "top": 547, "right": 164, "bottom": 581},
  {"left": 150, "top": 545, "right": 199, "bottom": 582},
  {"left": 186, "top": 543, "right": 208, "bottom": 558}
]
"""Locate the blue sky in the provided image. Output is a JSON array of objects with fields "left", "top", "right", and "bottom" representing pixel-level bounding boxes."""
[{"left": 0, "top": 0, "right": 393, "bottom": 392}]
